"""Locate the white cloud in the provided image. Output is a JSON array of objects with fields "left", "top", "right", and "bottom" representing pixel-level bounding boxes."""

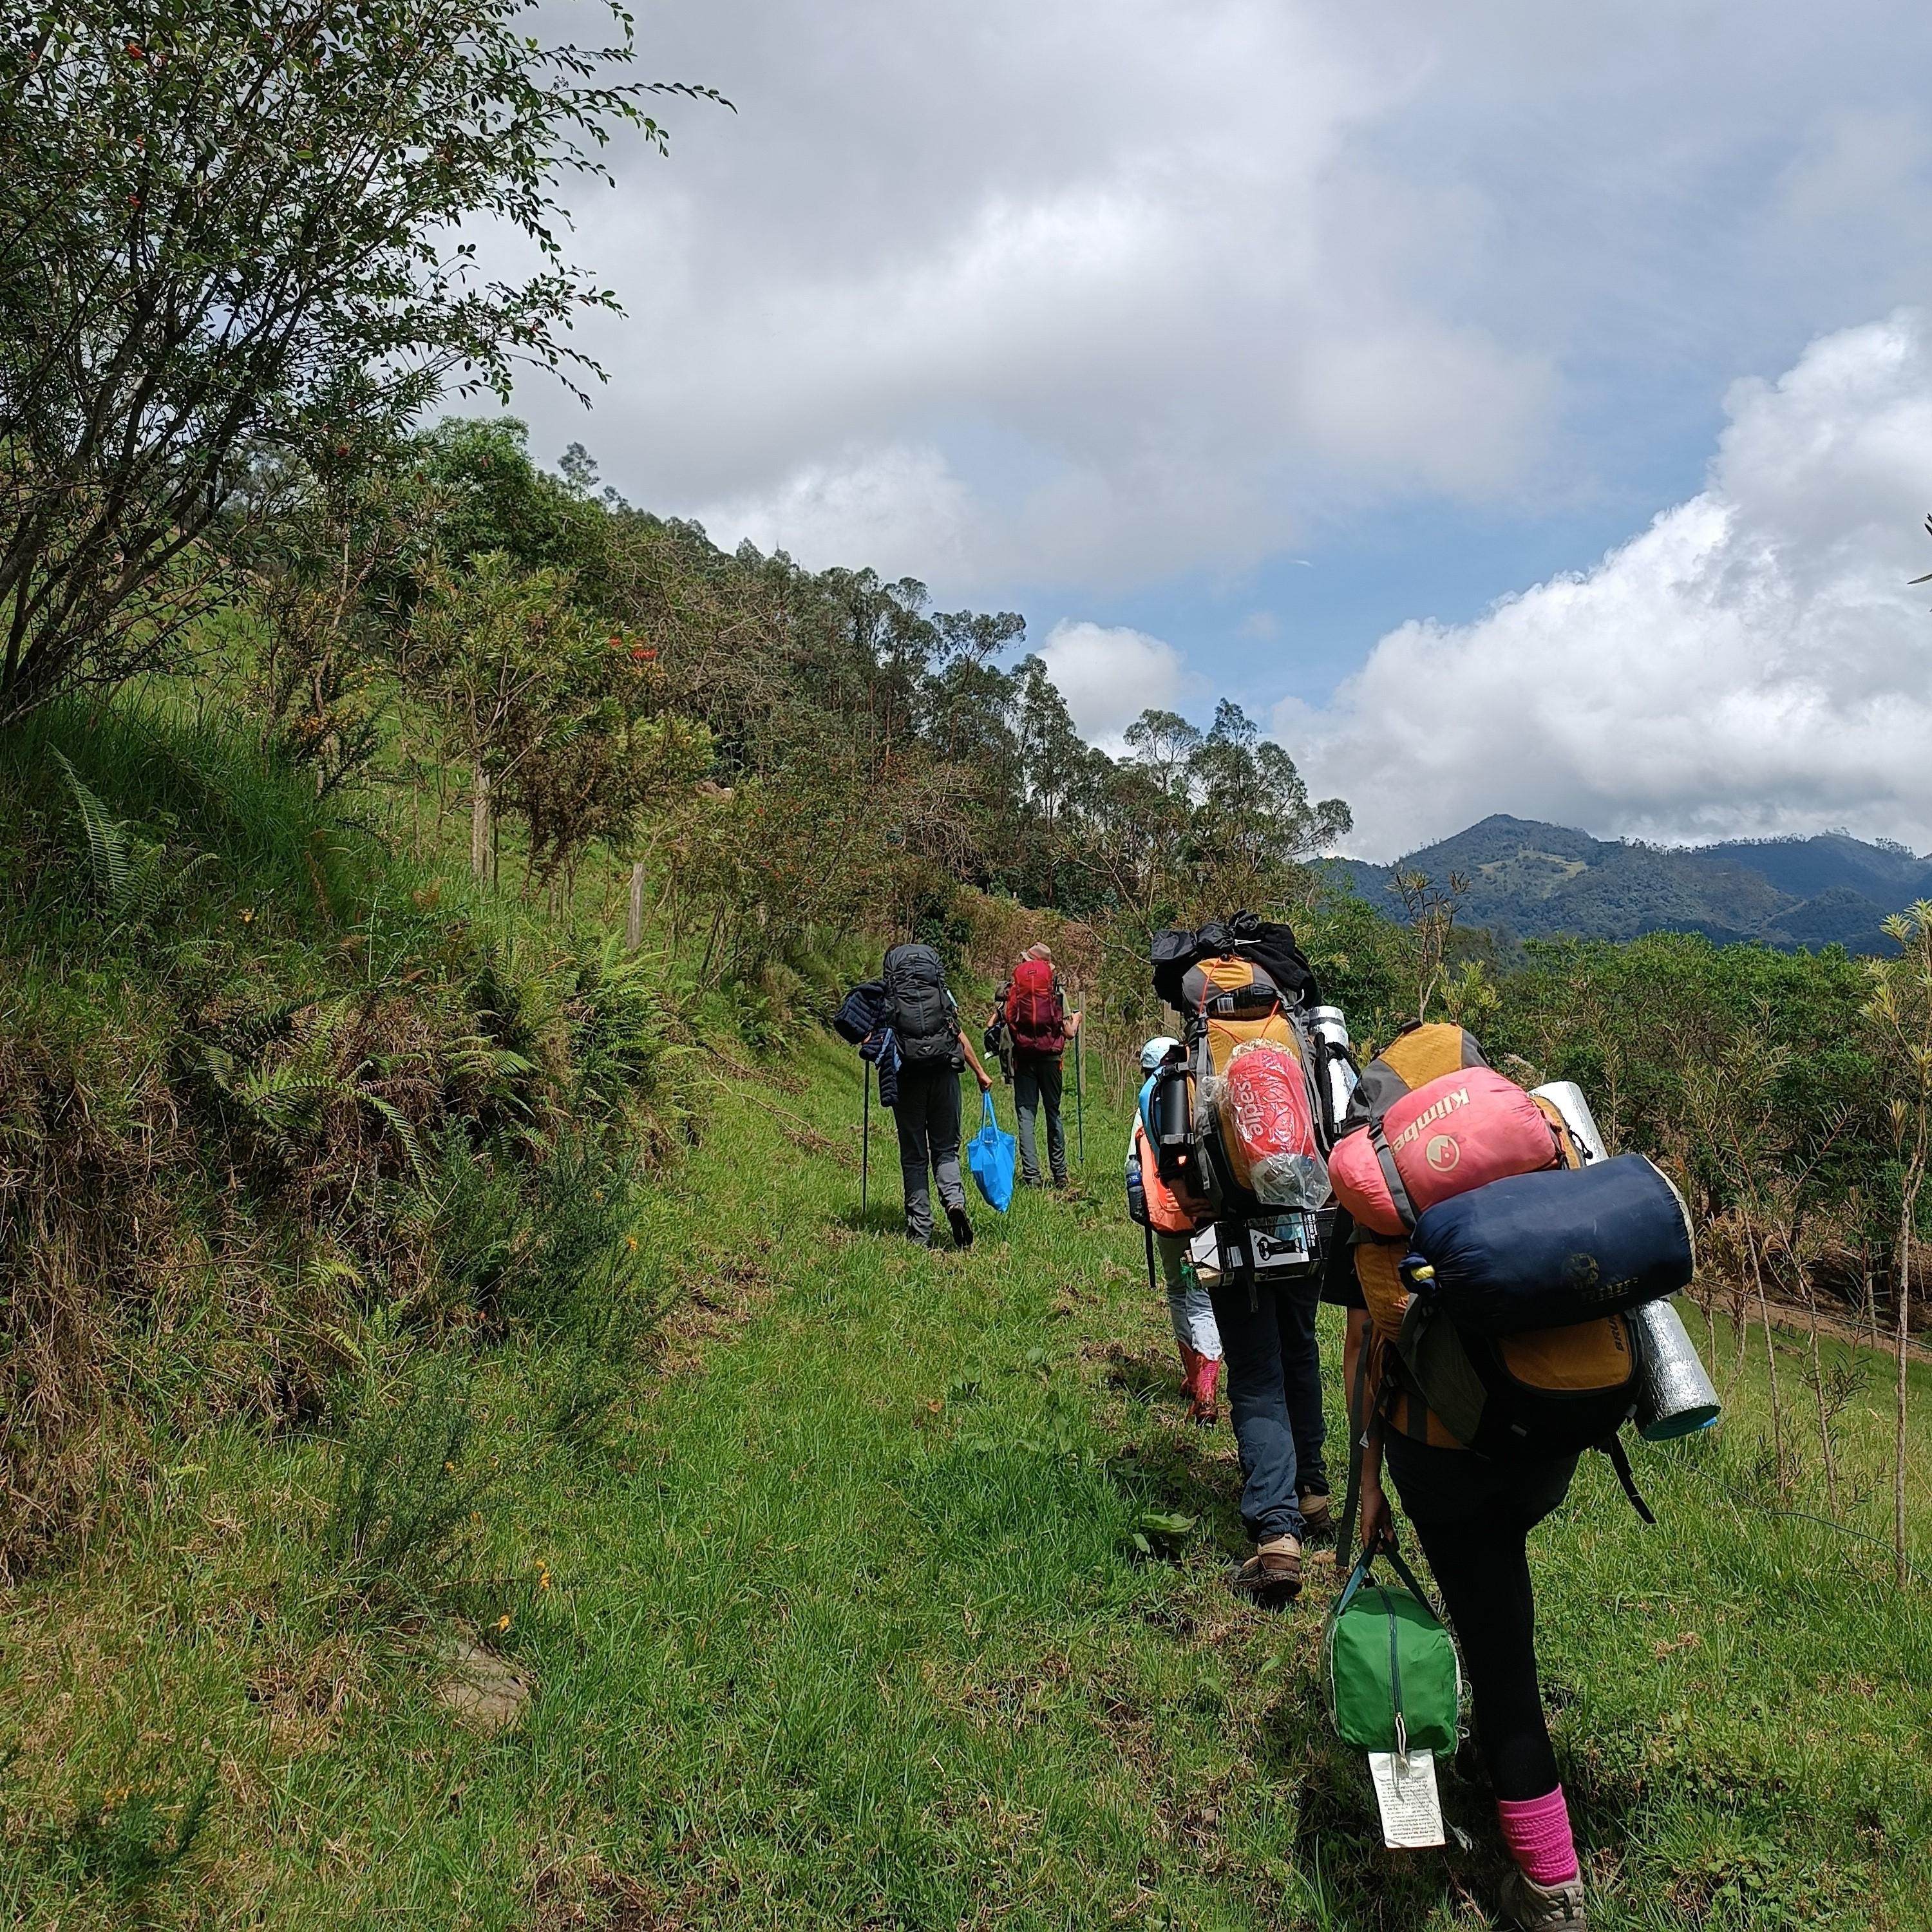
[
  {"left": 500, "top": 0, "right": 1582, "bottom": 597},
  {"left": 1284, "top": 313, "right": 1932, "bottom": 859},
  {"left": 489, "top": 1, "right": 1932, "bottom": 612},
  {"left": 687, "top": 444, "right": 978, "bottom": 583},
  {"left": 1037, "top": 620, "right": 1183, "bottom": 746}
]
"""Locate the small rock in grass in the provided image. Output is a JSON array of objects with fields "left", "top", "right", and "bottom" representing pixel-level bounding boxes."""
[{"left": 435, "top": 1630, "right": 535, "bottom": 1736}]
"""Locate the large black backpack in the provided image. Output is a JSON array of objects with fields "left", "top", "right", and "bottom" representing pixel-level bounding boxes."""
[
  {"left": 883, "top": 944, "right": 958, "bottom": 1066},
  {"left": 1150, "top": 911, "right": 1318, "bottom": 1015}
]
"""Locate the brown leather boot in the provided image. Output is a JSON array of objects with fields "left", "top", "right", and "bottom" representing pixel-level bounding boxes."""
[{"left": 1229, "top": 1533, "right": 1302, "bottom": 1605}]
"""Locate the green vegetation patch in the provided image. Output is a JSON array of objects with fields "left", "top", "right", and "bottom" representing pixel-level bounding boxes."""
[{"left": 6, "top": 1042, "right": 1930, "bottom": 1929}]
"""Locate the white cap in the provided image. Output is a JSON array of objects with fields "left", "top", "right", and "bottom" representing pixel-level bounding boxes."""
[{"left": 1139, "top": 1035, "right": 1183, "bottom": 1071}]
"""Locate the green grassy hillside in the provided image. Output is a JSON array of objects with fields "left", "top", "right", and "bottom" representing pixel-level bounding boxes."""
[{"left": 6, "top": 1035, "right": 1930, "bottom": 1929}]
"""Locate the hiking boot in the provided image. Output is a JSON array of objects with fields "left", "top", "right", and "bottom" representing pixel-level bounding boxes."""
[
  {"left": 1229, "top": 1534, "right": 1302, "bottom": 1605},
  {"left": 1498, "top": 1868, "right": 1587, "bottom": 1929},
  {"left": 946, "top": 1204, "right": 974, "bottom": 1249},
  {"left": 1297, "top": 1490, "right": 1334, "bottom": 1539}
]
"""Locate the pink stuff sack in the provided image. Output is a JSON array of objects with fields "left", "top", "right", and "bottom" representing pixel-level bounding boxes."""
[
  {"left": 1220, "top": 1039, "right": 1327, "bottom": 1206},
  {"left": 1329, "top": 1066, "right": 1560, "bottom": 1235}
]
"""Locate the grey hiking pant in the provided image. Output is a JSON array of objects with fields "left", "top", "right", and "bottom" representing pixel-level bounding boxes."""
[
  {"left": 1014, "top": 1054, "right": 1065, "bottom": 1185},
  {"left": 893, "top": 1061, "right": 965, "bottom": 1243}
]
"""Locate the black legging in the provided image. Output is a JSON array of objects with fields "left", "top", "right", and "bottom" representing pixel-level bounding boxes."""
[{"left": 1383, "top": 1435, "right": 1577, "bottom": 1801}]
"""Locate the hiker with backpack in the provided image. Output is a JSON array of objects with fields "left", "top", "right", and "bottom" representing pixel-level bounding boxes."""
[
  {"left": 1127, "top": 1037, "right": 1224, "bottom": 1423},
  {"left": 992, "top": 944, "right": 1082, "bottom": 1189},
  {"left": 880, "top": 942, "right": 993, "bottom": 1248},
  {"left": 1332, "top": 1022, "right": 1695, "bottom": 1930},
  {"left": 1145, "top": 915, "right": 1338, "bottom": 1604}
]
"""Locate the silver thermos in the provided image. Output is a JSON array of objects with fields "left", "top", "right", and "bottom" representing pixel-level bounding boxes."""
[
  {"left": 1531, "top": 1080, "right": 1609, "bottom": 1166},
  {"left": 1629, "top": 1297, "right": 1722, "bottom": 1440},
  {"left": 1531, "top": 1081, "right": 1720, "bottom": 1439},
  {"left": 1308, "top": 1005, "right": 1358, "bottom": 1137}
]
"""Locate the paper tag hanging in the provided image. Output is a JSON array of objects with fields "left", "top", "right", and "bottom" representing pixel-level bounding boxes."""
[{"left": 1367, "top": 1748, "right": 1445, "bottom": 1849}]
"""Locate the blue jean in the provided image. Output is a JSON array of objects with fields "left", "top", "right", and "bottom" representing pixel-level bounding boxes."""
[
  {"left": 1206, "top": 1276, "right": 1329, "bottom": 1541},
  {"left": 1013, "top": 1054, "right": 1065, "bottom": 1184}
]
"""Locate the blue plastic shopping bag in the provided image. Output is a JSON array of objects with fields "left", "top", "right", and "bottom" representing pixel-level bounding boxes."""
[{"left": 967, "top": 1091, "right": 1017, "bottom": 1212}]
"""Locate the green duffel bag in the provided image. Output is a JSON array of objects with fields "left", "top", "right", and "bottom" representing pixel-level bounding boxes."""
[{"left": 1324, "top": 1547, "right": 1462, "bottom": 1757}]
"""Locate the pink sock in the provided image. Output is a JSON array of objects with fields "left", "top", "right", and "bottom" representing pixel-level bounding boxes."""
[{"left": 1496, "top": 1788, "right": 1578, "bottom": 1888}]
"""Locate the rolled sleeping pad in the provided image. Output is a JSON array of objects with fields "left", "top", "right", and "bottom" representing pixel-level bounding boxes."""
[
  {"left": 1407, "top": 1153, "right": 1695, "bottom": 1336},
  {"left": 1630, "top": 1296, "right": 1721, "bottom": 1440},
  {"left": 1531, "top": 1080, "right": 1609, "bottom": 1166}
]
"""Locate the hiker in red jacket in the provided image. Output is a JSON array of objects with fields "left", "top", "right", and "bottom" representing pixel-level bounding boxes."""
[{"left": 992, "top": 944, "right": 1081, "bottom": 1189}]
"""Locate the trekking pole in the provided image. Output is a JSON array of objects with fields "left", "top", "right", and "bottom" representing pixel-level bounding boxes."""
[
  {"left": 1074, "top": 989, "right": 1086, "bottom": 1169},
  {"left": 1143, "top": 1222, "right": 1159, "bottom": 1300},
  {"left": 860, "top": 1059, "right": 871, "bottom": 1222}
]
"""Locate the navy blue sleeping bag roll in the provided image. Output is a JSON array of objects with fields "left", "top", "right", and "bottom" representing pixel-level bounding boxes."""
[{"left": 1408, "top": 1153, "right": 1694, "bottom": 1335}]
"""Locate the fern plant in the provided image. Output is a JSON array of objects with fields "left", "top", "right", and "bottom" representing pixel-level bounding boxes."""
[
  {"left": 191, "top": 996, "right": 428, "bottom": 1180},
  {"left": 50, "top": 748, "right": 183, "bottom": 925}
]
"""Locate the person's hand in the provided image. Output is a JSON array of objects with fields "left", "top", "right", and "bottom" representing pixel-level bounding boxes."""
[
  {"left": 1068, "top": 1010, "right": 1084, "bottom": 1032},
  {"left": 1359, "top": 1480, "right": 1397, "bottom": 1555},
  {"left": 977, "top": 1069, "right": 993, "bottom": 1093}
]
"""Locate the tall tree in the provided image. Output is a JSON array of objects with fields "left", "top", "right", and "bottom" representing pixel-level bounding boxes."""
[{"left": 0, "top": 0, "right": 720, "bottom": 718}]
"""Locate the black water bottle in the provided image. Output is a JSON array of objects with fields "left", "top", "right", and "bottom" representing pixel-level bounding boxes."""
[{"left": 1149, "top": 1065, "right": 1193, "bottom": 1180}]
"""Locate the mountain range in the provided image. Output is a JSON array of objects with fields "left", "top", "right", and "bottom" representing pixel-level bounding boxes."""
[{"left": 1329, "top": 815, "right": 1932, "bottom": 955}]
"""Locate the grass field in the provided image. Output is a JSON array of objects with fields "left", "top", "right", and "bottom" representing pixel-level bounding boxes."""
[{"left": 5, "top": 1031, "right": 1932, "bottom": 1929}]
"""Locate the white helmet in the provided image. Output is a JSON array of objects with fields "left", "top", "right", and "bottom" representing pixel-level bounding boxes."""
[{"left": 1139, "top": 1035, "right": 1183, "bottom": 1071}]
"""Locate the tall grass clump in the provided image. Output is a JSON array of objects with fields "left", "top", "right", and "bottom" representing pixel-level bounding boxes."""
[
  {"left": 0, "top": 697, "right": 693, "bottom": 1577},
  {"left": 32, "top": 1767, "right": 218, "bottom": 1906},
  {"left": 326, "top": 1354, "right": 493, "bottom": 1604}
]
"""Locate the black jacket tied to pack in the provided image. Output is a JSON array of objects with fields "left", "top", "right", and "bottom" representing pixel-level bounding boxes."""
[
  {"left": 882, "top": 943, "right": 961, "bottom": 1068},
  {"left": 833, "top": 980, "right": 889, "bottom": 1045},
  {"left": 1150, "top": 911, "right": 1318, "bottom": 1016},
  {"left": 833, "top": 977, "right": 909, "bottom": 1104}
]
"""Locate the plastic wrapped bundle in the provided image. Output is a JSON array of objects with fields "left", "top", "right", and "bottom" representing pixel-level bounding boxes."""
[
  {"left": 1220, "top": 1039, "right": 1329, "bottom": 1208},
  {"left": 1250, "top": 1150, "right": 1332, "bottom": 1209}
]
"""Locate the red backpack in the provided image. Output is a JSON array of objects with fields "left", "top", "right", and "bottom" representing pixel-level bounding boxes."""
[{"left": 1005, "top": 958, "right": 1065, "bottom": 1055}]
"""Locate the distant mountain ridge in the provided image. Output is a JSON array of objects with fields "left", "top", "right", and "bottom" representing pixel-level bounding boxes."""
[{"left": 1329, "top": 815, "right": 1932, "bottom": 955}]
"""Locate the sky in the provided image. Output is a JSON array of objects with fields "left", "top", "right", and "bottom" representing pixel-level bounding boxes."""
[{"left": 494, "top": 1, "right": 1932, "bottom": 859}]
